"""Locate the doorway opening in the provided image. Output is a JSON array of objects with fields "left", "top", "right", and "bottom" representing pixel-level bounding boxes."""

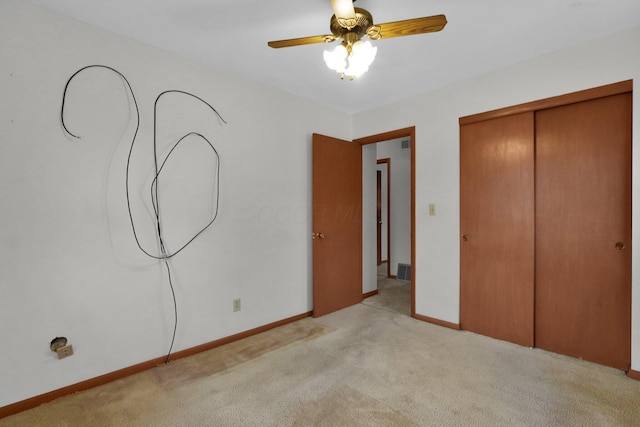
[{"left": 355, "top": 127, "right": 415, "bottom": 317}]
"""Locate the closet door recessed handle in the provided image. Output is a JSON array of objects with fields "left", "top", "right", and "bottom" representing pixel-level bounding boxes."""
[{"left": 615, "top": 241, "right": 625, "bottom": 250}]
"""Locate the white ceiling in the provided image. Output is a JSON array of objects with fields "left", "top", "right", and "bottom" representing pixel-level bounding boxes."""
[{"left": 21, "top": 0, "right": 640, "bottom": 113}]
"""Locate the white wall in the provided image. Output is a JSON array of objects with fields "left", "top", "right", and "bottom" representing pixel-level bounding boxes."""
[
  {"left": 0, "top": 0, "right": 351, "bottom": 407},
  {"left": 376, "top": 163, "right": 389, "bottom": 261},
  {"left": 353, "top": 25, "right": 640, "bottom": 371},
  {"left": 376, "top": 138, "right": 411, "bottom": 276},
  {"left": 362, "top": 145, "right": 377, "bottom": 294}
]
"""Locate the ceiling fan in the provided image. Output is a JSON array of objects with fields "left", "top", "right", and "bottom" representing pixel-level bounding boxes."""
[{"left": 268, "top": 0, "right": 447, "bottom": 80}]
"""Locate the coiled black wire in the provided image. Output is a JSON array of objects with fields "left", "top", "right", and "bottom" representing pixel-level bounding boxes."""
[{"left": 61, "top": 65, "right": 226, "bottom": 363}]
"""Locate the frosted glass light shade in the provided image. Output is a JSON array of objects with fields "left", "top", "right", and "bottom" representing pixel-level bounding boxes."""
[
  {"left": 323, "top": 44, "right": 348, "bottom": 73},
  {"left": 346, "top": 40, "right": 377, "bottom": 77},
  {"left": 324, "top": 40, "right": 377, "bottom": 79}
]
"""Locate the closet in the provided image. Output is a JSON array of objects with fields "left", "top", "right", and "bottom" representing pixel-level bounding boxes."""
[{"left": 460, "top": 81, "right": 632, "bottom": 370}]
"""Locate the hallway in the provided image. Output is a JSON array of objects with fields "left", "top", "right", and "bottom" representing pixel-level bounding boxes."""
[{"left": 361, "top": 262, "right": 411, "bottom": 316}]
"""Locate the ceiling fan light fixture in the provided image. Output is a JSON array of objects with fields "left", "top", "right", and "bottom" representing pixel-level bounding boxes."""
[
  {"left": 268, "top": 4, "right": 446, "bottom": 81},
  {"left": 324, "top": 39, "right": 377, "bottom": 80},
  {"left": 330, "top": 0, "right": 357, "bottom": 29},
  {"left": 323, "top": 44, "right": 348, "bottom": 73},
  {"left": 351, "top": 40, "right": 377, "bottom": 66}
]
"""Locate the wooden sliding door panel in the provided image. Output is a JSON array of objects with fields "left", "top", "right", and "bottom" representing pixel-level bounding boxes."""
[
  {"left": 460, "top": 112, "right": 535, "bottom": 347},
  {"left": 535, "top": 93, "right": 632, "bottom": 370}
]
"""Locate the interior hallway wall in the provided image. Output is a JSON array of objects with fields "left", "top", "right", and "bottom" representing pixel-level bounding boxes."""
[
  {"left": 362, "top": 145, "right": 377, "bottom": 294},
  {"left": 376, "top": 138, "right": 411, "bottom": 277},
  {"left": 376, "top": 162, "right": 389, "bottom": 262}
]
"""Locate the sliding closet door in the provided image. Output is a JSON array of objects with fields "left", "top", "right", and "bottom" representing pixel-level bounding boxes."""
[
  {"left": 535, "top": 93, "right": 632, "bottom": 370},
  {"left": 460, "top": 112, "right": 535, "bottom": 347}
]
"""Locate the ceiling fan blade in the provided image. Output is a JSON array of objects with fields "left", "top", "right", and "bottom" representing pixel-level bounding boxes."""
[
  {"left": 330, "top": 0, "right": 357, "bottom": 29},
  {"left": 376, "top": 14, "right": 447, "bottom": 39},
  {"left": 268, "top": 34, "right": 335, "bottom": 49}
]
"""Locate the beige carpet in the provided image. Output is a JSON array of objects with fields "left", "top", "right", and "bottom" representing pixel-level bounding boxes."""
[
  {"left": 361, "top": 279, "right": 411, "bottom": 316},
  {"left": 2, "top": 282, "right": 640, "bottom": 426},
  {"left": 361, "top": 262, "right": 411, "bottom": 316}
]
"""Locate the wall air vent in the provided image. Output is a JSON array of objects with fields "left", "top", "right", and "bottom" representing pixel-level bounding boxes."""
[
  {"left": 400, "top": 139, "right": 410, "bottom": 150},
  {"left": 397, "top": 263, "right": 411, "bottom": 281}
]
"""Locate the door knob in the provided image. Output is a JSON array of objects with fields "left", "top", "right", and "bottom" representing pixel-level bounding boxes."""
[
  {"left": 312, "top": 232, "right": 325, "bottom": 240},
  {"left": 615, "top": 241, "right": 625, "bottom": 250},
  {"left": 462, "top": 235, "right": 469, "bottom": 242}
]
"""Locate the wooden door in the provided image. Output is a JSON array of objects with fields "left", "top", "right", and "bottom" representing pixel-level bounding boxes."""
[
  {"left": 535, "top": 93, "right": 632, "bottom": 370},
  {"left": 460, "top": 112, "right": 535, "bottom": 347},
  {"left": 312, "top": 133, "right": 363, "bottom": 317}
]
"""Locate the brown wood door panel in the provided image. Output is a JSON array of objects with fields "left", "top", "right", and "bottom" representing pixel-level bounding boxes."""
[
  {"left": 312, "top": 133, "right": 363, "bottom": 317},
  {"left": 534, "top": 93, "right": 632, "bottom": 370},
  {"left": 460, "top": 112, "right": 535, "bottom": 347}
]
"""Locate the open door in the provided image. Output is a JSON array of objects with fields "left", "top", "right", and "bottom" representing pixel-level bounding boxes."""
[{"left": 312, "top": 133, "right": 363, "bottom": 317}]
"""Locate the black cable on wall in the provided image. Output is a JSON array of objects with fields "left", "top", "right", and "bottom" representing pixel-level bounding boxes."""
[{"left": 61, "top": 65, "right": 227, "bottom": 363}]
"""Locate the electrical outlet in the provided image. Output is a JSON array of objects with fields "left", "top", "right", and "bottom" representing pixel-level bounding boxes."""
[
  {"left": 56, "top": 345, "right": 74, "bottom": 359},
  {"left": 233, "top": 298, "right": 241, "bottom": 312}
]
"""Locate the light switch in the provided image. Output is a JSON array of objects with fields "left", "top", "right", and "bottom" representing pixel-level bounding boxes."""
[{"left": 429, "top": 204, "right": 436, "bottom": 216}]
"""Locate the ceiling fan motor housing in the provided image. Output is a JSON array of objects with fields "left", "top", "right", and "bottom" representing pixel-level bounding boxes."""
[{"left": 330, "top": 7, "right": 379, "bottom": 42}]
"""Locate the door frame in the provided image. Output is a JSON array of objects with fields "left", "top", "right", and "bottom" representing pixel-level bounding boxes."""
[{"left": 355, "top": 127, "right": 416, "bottom": 316}]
